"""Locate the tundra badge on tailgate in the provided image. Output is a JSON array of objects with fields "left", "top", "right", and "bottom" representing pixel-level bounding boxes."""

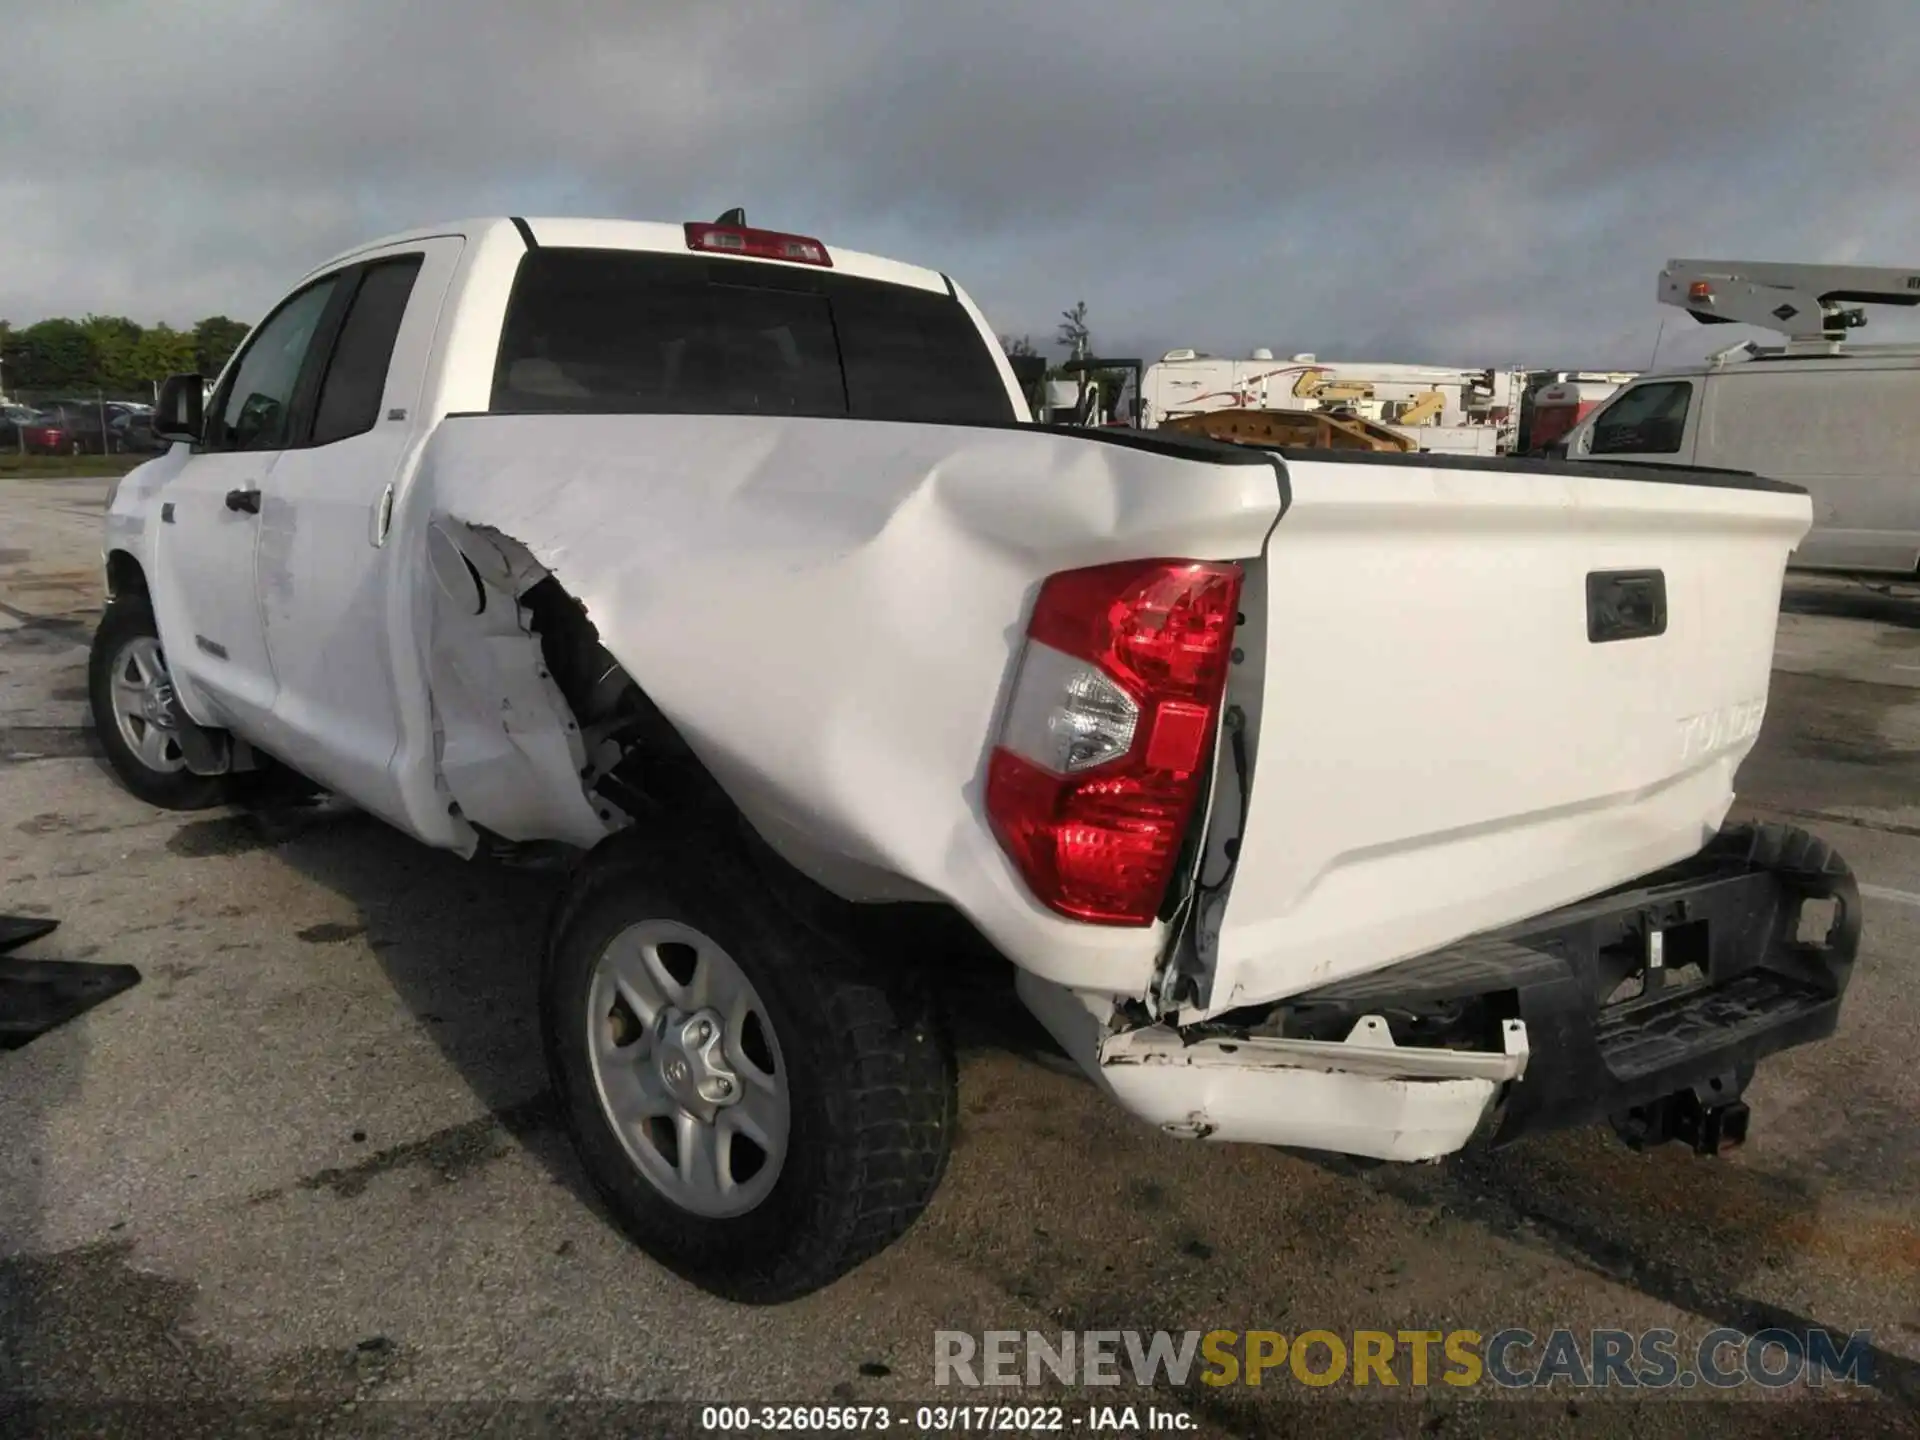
[{"left": 1677, "top": 699, "right": 1767, "bottom": 764}]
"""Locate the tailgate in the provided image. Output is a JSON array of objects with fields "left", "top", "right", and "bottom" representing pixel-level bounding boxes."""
[{"left": 1195, "top": 453, "right": 1812, "bottom": 1019}]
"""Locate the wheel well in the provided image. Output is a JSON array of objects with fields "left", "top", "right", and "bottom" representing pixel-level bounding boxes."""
[
  {"left": 105, "top": 550, "right": 148, "bottom": 599},
  {"left": 517, "top": 574, "right": 732, "bottom": 829}
]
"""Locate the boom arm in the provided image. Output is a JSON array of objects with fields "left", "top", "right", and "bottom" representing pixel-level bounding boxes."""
[{"left": 1660, "top": 258, "right": 1920, "bottom": 342}]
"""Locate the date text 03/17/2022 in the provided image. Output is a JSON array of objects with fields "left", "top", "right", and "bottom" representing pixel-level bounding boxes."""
[{"left": 698, "top": 1404, "right": 1193, "bottom": 1432}]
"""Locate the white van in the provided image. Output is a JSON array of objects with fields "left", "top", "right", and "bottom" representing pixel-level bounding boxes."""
[
  {"left": 1562, "top": 259, "right": 1920, "bottom": 576},
  {"left": 1562, "top": 347, "right": 1920, "bottom": 575}
]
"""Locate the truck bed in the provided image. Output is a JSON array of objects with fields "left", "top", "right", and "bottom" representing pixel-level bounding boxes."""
[{"left": 405, "top": 412, "right": 1811, "bottom": 1023}]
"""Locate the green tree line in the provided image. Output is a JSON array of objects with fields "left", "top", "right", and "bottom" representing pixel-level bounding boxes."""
[{"left": 0, "top": 315, "right": 253, "bottom": 397}]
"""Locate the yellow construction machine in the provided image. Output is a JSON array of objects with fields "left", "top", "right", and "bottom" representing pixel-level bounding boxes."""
[
  {"left": 1041, "top": 354, "right": 1419, "bottom": 453},
  {"left": 1157, "top": 405, "right": 1417, "bottom": 453}
]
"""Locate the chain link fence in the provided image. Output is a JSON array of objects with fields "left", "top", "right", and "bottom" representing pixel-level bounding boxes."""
[{"left": 2, "top": 386, "right": 165, "bottom": 456}]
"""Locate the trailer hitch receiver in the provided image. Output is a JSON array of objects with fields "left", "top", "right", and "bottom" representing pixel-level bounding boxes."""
[{"left": 1612, "top": 1075, "right": 1751, "bottom": 1156}]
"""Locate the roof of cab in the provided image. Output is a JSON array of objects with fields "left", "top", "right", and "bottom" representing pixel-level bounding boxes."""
[{"left": 302, "top": 216, "right": 950, "bottom": 294}]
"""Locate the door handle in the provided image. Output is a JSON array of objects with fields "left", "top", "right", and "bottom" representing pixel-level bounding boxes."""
[
  {"left": 225, "top": 487, "right": 261, "bottom": 515},
  {"left": 371, "top": 482, "right": 395, "bottom": 546}
]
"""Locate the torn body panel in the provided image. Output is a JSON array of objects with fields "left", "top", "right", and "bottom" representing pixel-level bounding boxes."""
[
  {"left": 1015, "top": 970, "right": 1521, "bottom": 1160},
  {"left": 408, "top": 413, "right": 1284, "bottom": 997},
  {"left": 424, "top": 516, "right": 612, "bottom": 850}
]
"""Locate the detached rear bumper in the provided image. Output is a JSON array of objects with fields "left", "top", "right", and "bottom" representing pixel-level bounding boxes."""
[
  {"left": 1483, "top": 821, "right": 1859, "bottom": 1147},
  {"left": 1021, "top": 823, "right": 1861, "bottom": 1161}
]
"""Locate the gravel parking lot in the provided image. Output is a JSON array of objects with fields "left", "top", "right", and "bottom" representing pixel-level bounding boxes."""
[{"left": 2, "top": 476, "right": 1916, "bottom": 1437}]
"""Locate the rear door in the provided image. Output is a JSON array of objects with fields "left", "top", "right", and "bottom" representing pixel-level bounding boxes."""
[
  {"left": 257, "top": 237, "right": 463, "bottom": 823},
  {"left": 150, "top": 274, "right": 344, "bottom": 732}
]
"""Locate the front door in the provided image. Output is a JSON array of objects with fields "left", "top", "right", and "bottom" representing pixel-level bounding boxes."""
[
  {"left": 150, "top": 273, "right": 345, "bottom": 733},
  {"left": 257, "top": 237, "right": 463, "bottom": 825}
]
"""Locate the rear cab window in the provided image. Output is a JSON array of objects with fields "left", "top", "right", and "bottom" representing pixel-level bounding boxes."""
[
  {"left": 489, "top": 249, "right": 1015, "bottom": 425},
  {"left": 311, "top": 256, "right": 424, "bottom": 446},
  {"left": 1587, "top": 380, "right": 1694, "bottom": 456}
]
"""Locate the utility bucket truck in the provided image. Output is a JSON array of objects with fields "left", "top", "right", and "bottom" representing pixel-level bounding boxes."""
[{"left": 1562, "top": 259, "right": 1920, "bottom": 574}]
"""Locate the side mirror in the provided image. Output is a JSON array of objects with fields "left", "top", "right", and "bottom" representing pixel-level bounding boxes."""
[{"left": 154, "top": 373, "right": 205, "bottom": 445}]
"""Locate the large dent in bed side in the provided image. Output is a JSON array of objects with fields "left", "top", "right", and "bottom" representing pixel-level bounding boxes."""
[{"left": 417, "top": 414, "right": 1282, "bottom": 993}]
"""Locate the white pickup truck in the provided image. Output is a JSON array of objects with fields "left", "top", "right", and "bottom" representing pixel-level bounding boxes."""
[{"left": 93, "top": 215, "right": 1863, "bottom": 1302}]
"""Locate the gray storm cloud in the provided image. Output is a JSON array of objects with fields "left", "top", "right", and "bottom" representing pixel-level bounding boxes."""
[{"left": 4, "top": 0, "right": 1918, "bottom": 367}]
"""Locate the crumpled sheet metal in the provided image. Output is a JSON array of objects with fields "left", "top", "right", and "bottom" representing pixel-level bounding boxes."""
[{"left": 416, "top": 414, "right": 1282, "bottom": 993}]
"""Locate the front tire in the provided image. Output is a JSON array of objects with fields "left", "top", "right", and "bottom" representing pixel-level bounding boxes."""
[
  {"left": 88, "top": 591, "right": 230, "bottom": 810},
  {"left": 543, "top": 831, "right": 956, "bottom": 1303}
]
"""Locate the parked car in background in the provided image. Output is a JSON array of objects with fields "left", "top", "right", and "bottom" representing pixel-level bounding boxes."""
[
  {"left": 30, "top": 400, "right": 114, "bottom": 454},
  {"left": 105, "top": 402, "right": 165, "bottom": 454},
  {"left": 1, "top": 404, "right": 39, "bottom": 451},
  {"left": 2, "top": 405, "right": 76, "bottom": 455},
  {"left": 4, "top": 400, "right": 165, "bottom": 455},
  {"left": 117, "top": 414, "right": 165, "bottom": 454}
]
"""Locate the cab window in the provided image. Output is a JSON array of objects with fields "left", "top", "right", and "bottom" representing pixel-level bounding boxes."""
[
  {"left": 205, "top": 277, "right": 340, "bottom": 452},
  {"left": 1588, "top": 380, "right": 1692, "bottom": 456},
  {"left": 489, "top": 248, "right": 1015, "bottom": 424},
  {"left": 310, "top": 257, "right": 425, "bottom": 446}
]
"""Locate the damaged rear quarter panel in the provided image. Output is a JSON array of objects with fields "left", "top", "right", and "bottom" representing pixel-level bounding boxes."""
[
  {"left": 423, "top": 517, "right": 609, "bottom": 849},
  {"left": 410, "top": 412, "right": 1282, "bottom": 993}
]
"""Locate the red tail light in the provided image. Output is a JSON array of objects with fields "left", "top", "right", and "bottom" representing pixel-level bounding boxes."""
[
  {"left": 986, "top": 559, "right": 1243, "bottom": 926},
  {"left": 684, "top": 222, "right": 832, "bottom": 267}
]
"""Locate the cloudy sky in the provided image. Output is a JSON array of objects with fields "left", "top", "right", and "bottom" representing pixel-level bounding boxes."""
[{"left": 6, "top": 1, "right": 1919, "bottom": 369}]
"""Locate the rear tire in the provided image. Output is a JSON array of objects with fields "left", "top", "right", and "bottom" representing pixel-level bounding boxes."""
[
  {"left": 543, "top": 829, "right": 956, "bottom": 1302},
  {"left": 88, "top": 591, "right": 231, "bottom": 810}
]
